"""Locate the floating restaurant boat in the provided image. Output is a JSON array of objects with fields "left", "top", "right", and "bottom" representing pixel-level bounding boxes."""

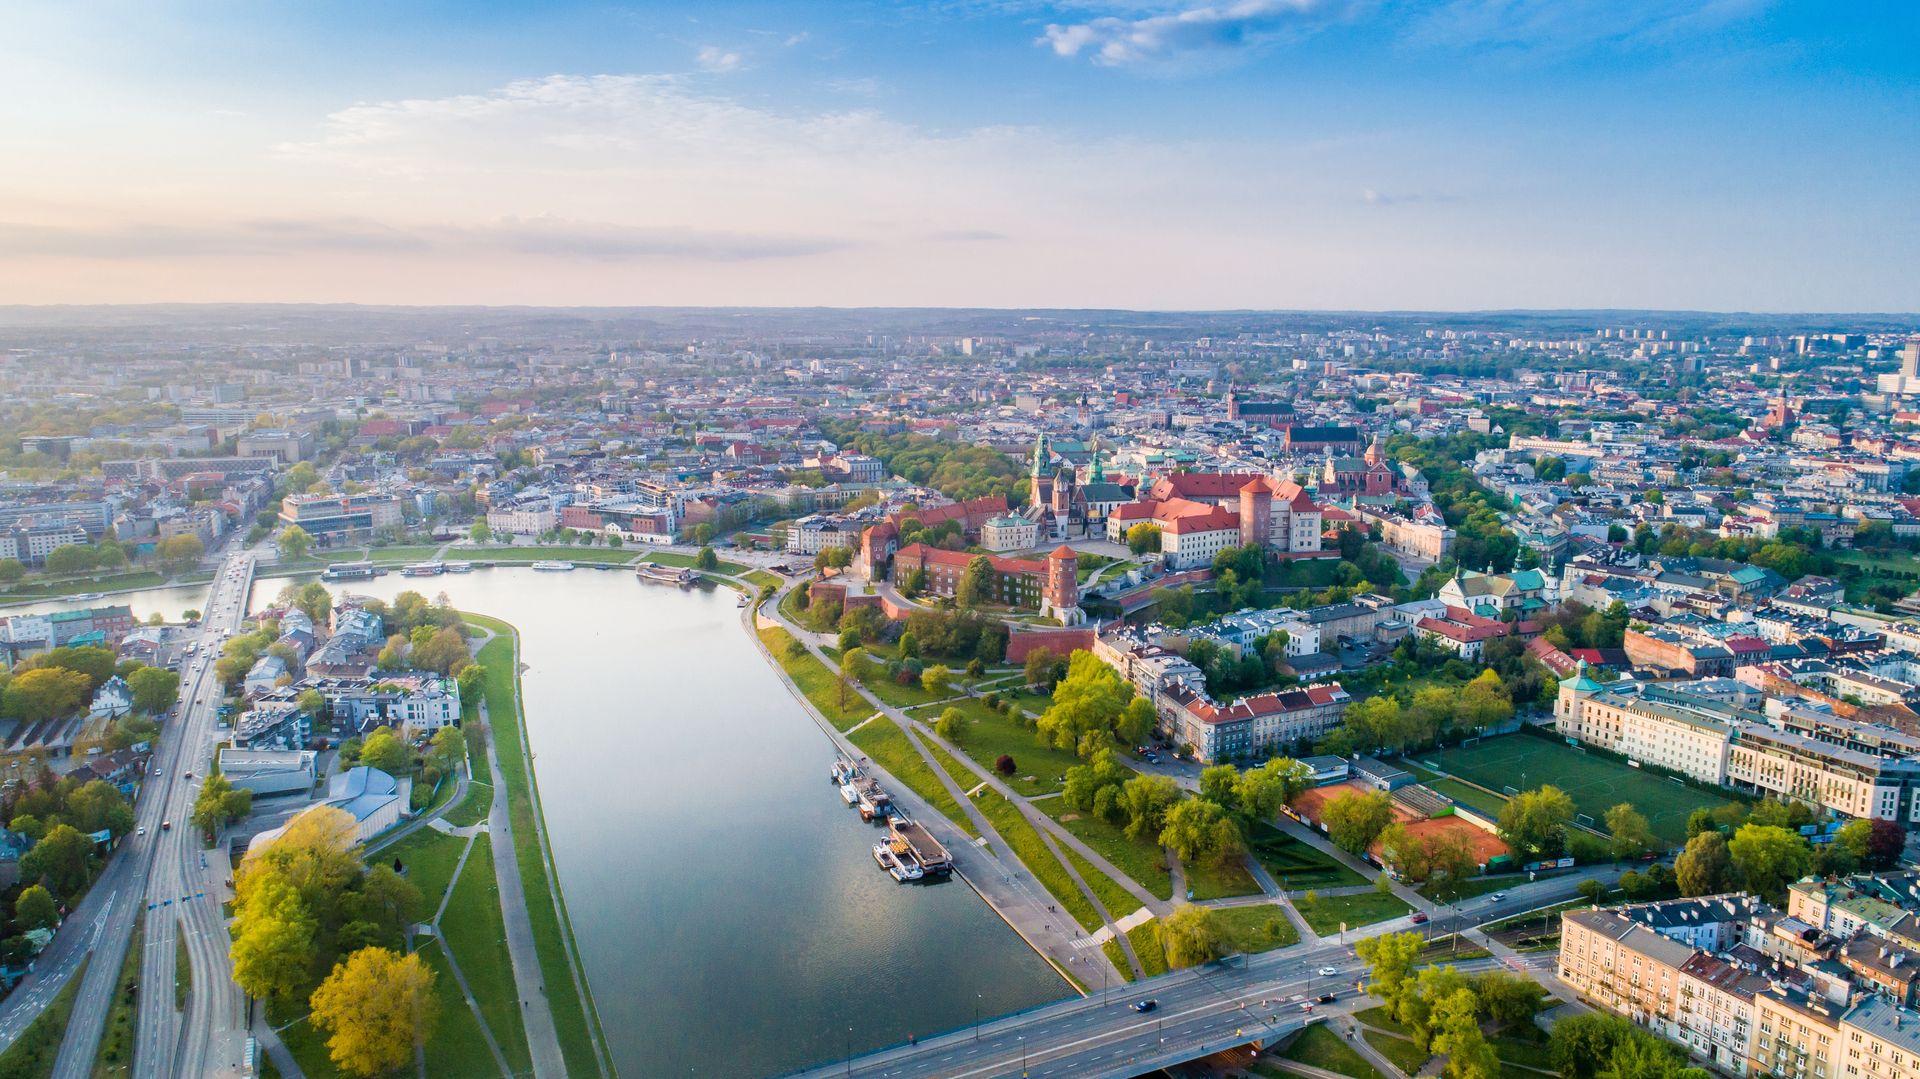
[
  {"left": 636, "top": 562, "right": 695, "bottom": 586},
  {"left": 321, "top": 560, "right": 378, "bottom": 581},
  {"left": 853, "top": 777, "right": 892, "bottom": 821},
  {"left": 531, "top": 560, "right": 575, "bottom": 572},
  {"left": 402, "top": 561, "right": 445, "bottom": 577},
  {"left": 445, "top": 562, "right": 474, "bottom": 574},
  {"left": 887, "top": 818, "right": 952, "bottom": 876}
]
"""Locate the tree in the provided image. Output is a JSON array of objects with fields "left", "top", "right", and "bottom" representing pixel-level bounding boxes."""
[
  {"left": 1474, "top": 969, "right": 1548, "bottom": 1026},
  {"left": 68, "top": 780, "right": 135, "bottom": 837},
  {"left": 358, "top": 728, "right": 410, "bottom": 776},
  {"left": 21, "top": 823, "right": 93, "bottom": 898},
  {"left": 1355, "top": 931, "right": 1422, "bottom": 1008},
  {"left": 1036, "top": 651, "right": 1133, "bottom": 757},
  {"left": 1120, "top": 773, "right": 1182, "bottom": 842},
  {"left": 3, "top": 667, "right": 91, "bottom": 723},
  {"left": 934, "top": 707, "right": 969, "bottom": 743},
  {"left": 694, "top": 546, "right": 719, "bottom": 571},
  {"left": 1728, "top": 823, "right": 1812, "bottom": 903},
  {"left": 1159, "top": 798, "right": 1242, "bottom": 866},
  {"left": 1674, "top": 832, "right": 1735, "bottom": 897},
  {"left": 43, "top": 544, "right": 95, "bottom": 576},
  {"left": 1126, "top": 522, "right": 1162, "bottom": 556},
  {"left": 945, "top": 554, "right": 992, "bottom": 609},
  {"left": 920, "top": 665, "right": 952, "bottom": 696},
  {"left": 155, "top": 534, "right": 205, "bottom": 573},
  {"left": 1604, "top": 803, "right": 1658, "bottom": 862},
  {"left": 1837, "top": 817, "right": 1908, "bottom": 870},
  {"left": 308, "top": 947, "right": 440, "bottom": 1077},
  {"left": 278, "top": 525, "right": 314, "bottom": 561},
  {"left": 30, "top": 645, "right": 118, "bottom": 690},
  {"left": 14, "top": 885, "right": 57, "bottom": 931},
  {"left": 128, "top": 666, "right": 181, "bottom": 714},
  {"left": 1023, "top": 647, "right": 1058, "bottom": 690},
  {"left": 427, "top": 727, "right": 466, "bottom": 775},
  {"left": 1497, "top": 785, "right": 1575, "bottom": 861},
  {"left": 0, "top": 558, "right": 24, "bottom": 583},
  {"left": 192, "top": 773, "right": 253, "bottom": 835},
  {"left": 1118, "top": 697, "right": 1156, "bottom": 747},
  {"left": 409, "top": 626, "right": 471, "bottom": 675},
  {"left": 1323, "top": 789, "right": 1394, "bottom": 856},
  {"left": 1198, "top": 764, "right": 1239, "bottom": 808},
  {"left": 1549, "top": 1013, "right": 1636, "bottom": 1079},
  {"left": 1234, "top": 758, "right": 1311, "bottom": 820},
  {"left": 1159, "top": 905, "right": 1222, "bottom": 968},
  {"left": 994, "top": 754, "right": 1016, "bottom": 776},
  {"left": 232, "top": 875, "right": 318, "bottom": 1003},
  {"left": 455, "top": 664, "right": 487, "bottom": 705},
  {"left": 468, "top": 520, "right": 491, "bottom": 544}
]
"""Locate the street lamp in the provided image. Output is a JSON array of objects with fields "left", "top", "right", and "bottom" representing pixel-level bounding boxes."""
[
  {"left": 1020, "top": 1034, "right": 1027, "bottom": 1078},
  {"left": 845, "top": 1026, "right": 852, "bottom": 1078},
  {"left": 975, "top": 993, "right": 982, "bottom": 1041}
]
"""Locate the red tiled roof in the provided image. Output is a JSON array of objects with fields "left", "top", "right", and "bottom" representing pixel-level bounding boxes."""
[{"left": 896, "top": 542, "right": 1046, "bottom": 576}]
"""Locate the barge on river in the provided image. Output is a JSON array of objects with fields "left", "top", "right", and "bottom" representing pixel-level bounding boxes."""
[
  {"left": 636, "top": 562, "right": 696, "bottom": 586},
  {"left": 886, "top": 818, "right": 952, "bottom": 876}
]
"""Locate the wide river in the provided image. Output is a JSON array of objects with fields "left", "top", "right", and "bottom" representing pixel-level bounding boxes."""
[{"left": 9, "top": 569, "right": 1067, "bottom": 1076}]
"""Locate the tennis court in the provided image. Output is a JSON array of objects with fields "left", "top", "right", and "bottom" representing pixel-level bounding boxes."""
[{"left": 1420, "top": 734, "right": 1737, "bottom": 846}]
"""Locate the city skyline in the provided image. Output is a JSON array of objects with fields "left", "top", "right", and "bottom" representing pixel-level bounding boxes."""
[{"left": 4, "top": 1, "right": 1916, "bottom": 310}]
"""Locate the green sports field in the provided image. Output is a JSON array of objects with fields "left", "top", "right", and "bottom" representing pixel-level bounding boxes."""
[{"left": 1419, "top": 734, "right": 1737, "bottom": 847}]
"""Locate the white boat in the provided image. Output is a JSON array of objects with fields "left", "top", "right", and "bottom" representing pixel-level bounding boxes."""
[
  {"left": 893, "top": 855, "right": 925, "bottom": 882},
  {"left": 73, "top": 592, "right": 104, "bottom": 602},
  {"left": 831, "top": 756, "right": 860, "bottom": 784},
  {"left": 531, "top": 560, "right": 575, "bottom": 572},
  {"left": 445, "top": 562, "right": 474, "bottom": 574},
  {"left": 636, "top": 562, "right": 695, "bottom": 586},
  {"left": 839, "top": 783, "right": 860, "bottom": 805},
  {"left": 402, "top": 561, "right": 446, "bottom": 577}
]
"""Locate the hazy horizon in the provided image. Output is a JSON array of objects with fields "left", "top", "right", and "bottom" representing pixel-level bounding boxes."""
[{"left": 6, "top": 2, "right": 1916, "bottom": 310}]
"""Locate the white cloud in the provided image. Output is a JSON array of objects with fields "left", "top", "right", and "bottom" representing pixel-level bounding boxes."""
[
  {"left": 1040, "top": 0, "right": 1332, "bottom": 69},
  {"left": 695, "top": 46, "right": 742, "bottom": 73}
]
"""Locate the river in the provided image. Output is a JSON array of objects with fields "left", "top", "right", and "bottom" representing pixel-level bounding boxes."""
[{"left": 10, "top": 568, "right": 1068, "bottom": 1076}]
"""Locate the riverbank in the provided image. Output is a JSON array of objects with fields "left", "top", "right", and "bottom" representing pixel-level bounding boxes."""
[{"left": 462, "top": 612, "right": 616, "bottom": 1079}]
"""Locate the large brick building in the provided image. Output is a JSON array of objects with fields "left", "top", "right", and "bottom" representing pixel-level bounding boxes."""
[{"left": 891, "top": 542, "right": 1083, "bottom": 625}]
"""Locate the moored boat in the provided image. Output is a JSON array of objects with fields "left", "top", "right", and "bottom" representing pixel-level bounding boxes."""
[
  {"left": 531, "top": 560, "right": 574, "bottom": 572},
  {"left": 636, "top": 562, "right": 696, "bottom": 586}
]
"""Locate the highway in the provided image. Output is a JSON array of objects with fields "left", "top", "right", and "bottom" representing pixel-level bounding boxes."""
[
  {"left": 784, "top": 882, "right": 1587, "bottom": 1079},
  {"left": 124, "top": 549, "right": 255, "bottom": 1078}
]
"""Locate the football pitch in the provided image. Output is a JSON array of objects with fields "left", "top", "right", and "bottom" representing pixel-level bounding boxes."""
[{"left": 1419, "top": 734, "right": 1738, "bottom": 846}]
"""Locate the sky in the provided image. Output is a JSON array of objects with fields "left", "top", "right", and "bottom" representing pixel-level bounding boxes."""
[{"left": 3, "top": 0, "right": 1916, "bottom": 311}]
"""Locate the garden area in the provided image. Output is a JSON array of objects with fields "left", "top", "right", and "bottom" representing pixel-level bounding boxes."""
[
  {"left": 1037, "top": 793, "right": 1173, "bottom": 900},
  {"left": 1297, "top": 890, "right": 1411, "bottom": 936},
  {"left": 1247, "top": 821, "right": 1366, "bottom": 890}
]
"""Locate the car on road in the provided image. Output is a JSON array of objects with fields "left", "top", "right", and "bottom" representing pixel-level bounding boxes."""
[
  {"left": 1411, "top": 912, "right": 1429, "bottom": 924},
  {"left": 1317, "top": 966, "right": 1339, "bottom": 976},
  {"left": 1130, "top": 999, "right": 1157, "bottom": 1013},
  {"left": 161, "top": 820, "right": 171, "bottom": 831},
  {"left": 1318, "top": 994, "right": 1337, "bottom": 1004},
  {"left": 184, "top": 771, "right": 194, "bottom": 779},
  {"left": 137, "top": 826, "right": 145, "bottom": 836},
  {"left": 1488, "top": 893, "right": 1507, "bottom": 902}
]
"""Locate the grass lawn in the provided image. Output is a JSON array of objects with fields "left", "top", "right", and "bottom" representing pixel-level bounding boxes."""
[
  {"left": 742, "top": 569, "right": 782, "bottom": 591},
  {"left": 93, "top": 918, "right": 142, "bottom": 1078},
  {"left": 418, "top": 940, "right": 506, "bottom": 1078},
  {"left": 1353, "top": 1005, "right": 1413, "bottom": 1037},
  {"left": 847, "top": 717, "right": 979, "bottom": 837},
  {"left": 452, "top": 545, "right": 640, "bottom": 565},
  {"left": 1416, "top": 936, "right": 1492, "bottom": 963},
  {"left": 1127, "top": 920, "right": 1169, "bottom": 977},
  {"left": 439, "top": 842, "right": 533, "bottom": 1076},
  {"left": 1299, "top": 891, "right": 1411, "bottom": 936},
  {"left": 466, "top": 615, "right": 610, "bottom": 1079},
  {"left": 1183, "top": 855, "right": 1264, "bottom": 901},
  {"left": 1102, "top": 938, "right": 1133, "bottom": 982},
  {"left": 1424, "top": 777, "right": 1510, "bottom": 820},
  {"left": 1492, "top": 1032, "right": 1555, "bottom": 1070},
  {"left": 973, "top": 790, "right": 1103, "bottom": 933},
  {"left": 277, "top": 1016, "right": 346, "bottom": 1079},
  {"left": 1422, "top": 734, "right": 1737, "bottom": 845},
  {"left": 1281, "top": 1023, "right": 1387, "bottom": 1079},
  {"left": 758, "top": 625, "right": 871, "bottom": 730},
  {"left": 856, "top": 669, "right": 952, "bottom": 710},
  {"left": 1038, "top": 798, "right": 1173, "bottom": 900},
  {"left": 1060, "top": 842, "right": 1141, "bottom": 921},
  {"left": 444, "top": 783, "right": 494, "bottom": 827},
  {"left": 1211, "top": 903, "right": 1300, "bottom": 954},
  {"left": 387, "top": 828, "right": 470, "bottom": 912},
  {"left": 641, "top": 550, "right": 750, "bottom": 575},
  {"left": 175, "top": 936, "right": 190, "bottom": 1009},
  {"left": 365, "top": 544, "right": 449, "bottom": 563},
  {"left": 1247, "top": 821, "right": 1366, "bottom": 890},
  {"left": 1364, "top": 1029, "right": 1430, "bottom": 1074},
  {"left": 926, "top": 696, "right": 1083, "bottom": 797}
]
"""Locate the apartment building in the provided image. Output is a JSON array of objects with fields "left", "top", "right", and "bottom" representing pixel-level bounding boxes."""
[{"left": 279, "top": 492, "right": 404, "bottom": 538}]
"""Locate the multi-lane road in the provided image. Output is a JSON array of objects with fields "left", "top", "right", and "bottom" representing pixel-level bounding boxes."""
[
  {"left": 787, "top": 882, "right": 1591, "bottom": 1079},
  {"left": 7, "top": 548, "right": 258, "bottom": 1079}
]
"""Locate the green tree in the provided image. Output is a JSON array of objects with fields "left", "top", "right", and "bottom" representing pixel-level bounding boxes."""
[
  {"left": 1126, "top": 522, "right": 1162, "bottom": 556},
  {"left": 20, "top": 823, "right": 93, "bottom": 897},
  {"left": 1023, "top": 646, "right": 1058, "bottom": 690},
  {"left": 192, "top": 773, "right": 253, "bottom": 836},
  {"left": 933, "top": 706, "right": 969, "bottom": 743},
  {"left": 14, "top": 885, "right": 58, "bottom": 931},
  {"left": 232, "top": 875, "right": 318, "bottom": 1003},
  {"left": 1323, "top": 788, "right": 1394, "bottom": 855},
  {"left": 694, "top": 545, "right": 720, "bottom": 571},
  {"left": 1674, "top": 831, "right": 1736, "bottom": 897},
  {"left": 3, "top": 667, "right": 91, "bottom": 723},
  {"left": 1234, "top": 758, "right": 1311, "bottom": 820},
  {"left": 409, "top": 626, "right": 471, "bottom": 675},
  {"left": 468, "top": 520, "right": 491, "bottom": 544},
  {"left": 357, "top": 728, "right": 410, "bottom": 776},
  {"left": 1117, "top": 697, "right": 1156, "bottom": 747},
  {"left": 954, "top": 555, "right": 994, "bottom": 608},
  {"left": 1159, "top": 798, "right": 1243, "bottom": 866},
  {"left": 68, "top": 780, "right": 135, "bottom": 837},
  {"left": 1120, "top": 773, "right": 1182, "bottom": 842},
  {"left": 1604, "top": 803, "right": 1658, "bottom": 862},
  {"left": 1158, "top": 904, "right": 1222, "bottom": 968},
  {"left": 308, "top": 947, "right": 440, "bottom": 1077},
  {"left": 427, "top": 727, "right": 466, "bottom": 775},
  {"left": 1036, "top": 651, "right": 1133, "bottom": 757},
  {"left": 1355, "top": 931, "right": 1422, "bottom": 1010},
  {"left": 128, "top": 666, "right": 181, "bottom": 714},
  {"left": 920, "top": 664, "right": 952, "bottom": 696},
  {"left": 1497, "top": 785, "right": 1576, "bottom": 860},
  {"left": 1549, "top": 1013, "right": 1635, "bottom": 1079},
  {"left": 1198, "top": 764, "right": 1239, "bottom": 808},
  {"left": 1728, "top": 823, "right": 1812, "bottom": 903},
  {"left": 1432, "top": 987, "right": 1499, "bottom": 1079},
  {"left": 0, "top": 558, "right": 24, "bottom": 583},
  {"left": 43, "top": 544, "right": 95, "bottom": 576},
  {"left": 154, "top": 534, "right": 205, "bottom": 573},
  {"left": 278, "top": 525, "right": 314, "bottom": 561},
  {"left": 454, "top": 664, "right": 486, "bottom": 706}
]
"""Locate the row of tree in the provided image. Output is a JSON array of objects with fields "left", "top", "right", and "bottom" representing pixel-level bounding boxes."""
[{"left": 1353, "top": 931, "right": 1551, "bottom": 1079}]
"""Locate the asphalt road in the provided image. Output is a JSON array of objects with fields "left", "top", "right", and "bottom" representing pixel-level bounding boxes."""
[
  {"left": 126, "top": 549, "right": 254, "bottom": 1079},
  {"left": 784, "top": 881, "right": 1589, "bottom": 1079}
]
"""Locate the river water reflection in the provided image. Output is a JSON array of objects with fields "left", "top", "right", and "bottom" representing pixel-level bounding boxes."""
[{"left": 181, "top": 568, "right": 1070, "bottom": 1076}]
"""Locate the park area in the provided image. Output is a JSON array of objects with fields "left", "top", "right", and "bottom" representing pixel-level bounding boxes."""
[{"left": 1416, "top": 733, "right": 1738, "bottom": 846}]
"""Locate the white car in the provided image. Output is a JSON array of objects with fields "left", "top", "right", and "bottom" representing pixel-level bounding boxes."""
[
  {"left": 1317, "top": 966, "right": 1339, "bottom": 977},
  {"left": 1488, "top": 893, "right": 1507, "bottom": 902}
]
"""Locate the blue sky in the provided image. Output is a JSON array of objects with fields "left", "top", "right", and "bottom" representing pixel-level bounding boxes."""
[{"left": 3, "top": 1, "right": 1915, "bottom": 309}]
